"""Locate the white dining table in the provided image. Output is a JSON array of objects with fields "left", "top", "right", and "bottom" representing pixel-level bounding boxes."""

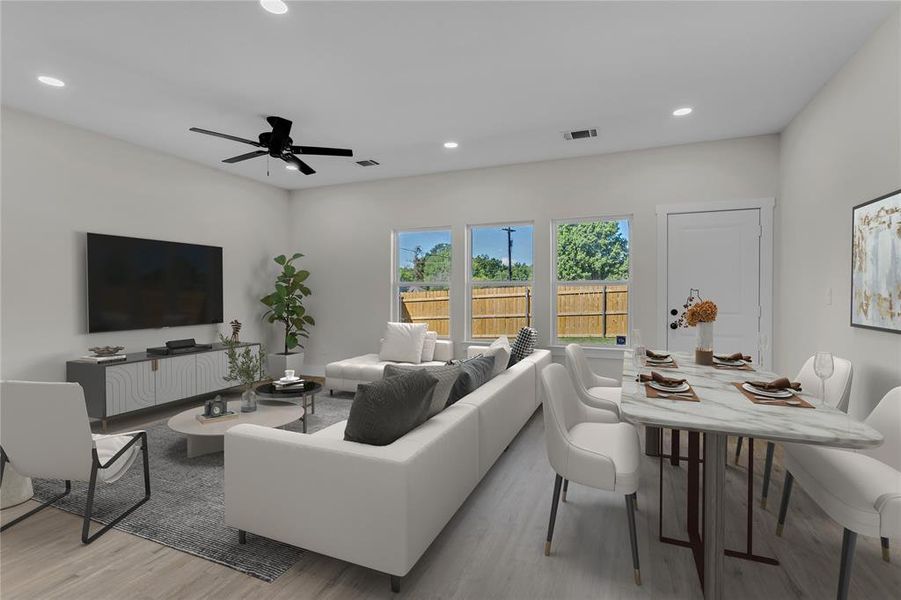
[{"left": 620, "top": 350, "right": 883, "bottom": 600}]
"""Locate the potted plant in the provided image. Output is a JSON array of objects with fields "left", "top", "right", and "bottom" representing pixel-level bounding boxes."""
[
  {"left": 260, "top": 252, "right": 315, "bottom": 378},
  {"left": 220, "top": 335, "right": 266, "bottom": 412}
]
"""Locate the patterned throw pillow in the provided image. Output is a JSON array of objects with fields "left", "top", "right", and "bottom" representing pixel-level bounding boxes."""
[
  {"left": 383, "top": 362, "right": 462, "bottom": 419},
  {"left": 446, "top": 355, "right": 496, "bottom": 407},
  {"left": 507, "top": 327, "right": 537, "bottom": 367},
  {"left": 344, "top": 369, "right": 438, "bottom": 446}
]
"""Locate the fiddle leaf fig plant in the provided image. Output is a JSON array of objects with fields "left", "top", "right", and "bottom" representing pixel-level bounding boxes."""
[{"left": 260, "top": 252, "right": 315, "bottom": 355}]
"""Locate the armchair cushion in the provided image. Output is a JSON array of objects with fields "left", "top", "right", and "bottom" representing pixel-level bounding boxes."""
[
  {"left": 92, "top": 433, "right": 142, "bottom": 483},
  {"left": 566, "top": 422, "right": 640, "bottom": 494}
]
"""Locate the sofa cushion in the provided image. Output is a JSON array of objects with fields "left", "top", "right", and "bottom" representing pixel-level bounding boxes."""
[
  {"left": 508, "top": 327, "right": 537, "bottom": 367},
  {"left": 446, "top": 355, "right": 495, "bottom": 407},
  {"left": 345, "top": 369, "right": 438, "bottom": 446},
  {"left": 420, "top": 331, "right": 439, "bottom": 362},
  {"left": 384, "top": 362, "right": 462, "bottom": 419},
  {"left": 379, "top": 322, "right": 428, "bottom": 364}
]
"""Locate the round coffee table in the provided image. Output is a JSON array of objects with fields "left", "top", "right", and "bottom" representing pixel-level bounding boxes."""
[
  {"left": 255, "top": 381, "right": 323, "bottom": 422},
  {"left": 167, "top": 399, "right": 304, "bottom": 458}
]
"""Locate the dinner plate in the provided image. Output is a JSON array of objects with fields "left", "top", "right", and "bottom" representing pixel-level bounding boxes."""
[
  {"left": 647, "top": 357, "right": 674, "bottom": 364},
  {"left": 713, "top": 357, "right": 745, "bottom": 366},
  {"left": 742, "top": 383, "right": 793, "bottom": 399},
  {"left": 649, "top": 381, "right": 690, "bottom": 393}
]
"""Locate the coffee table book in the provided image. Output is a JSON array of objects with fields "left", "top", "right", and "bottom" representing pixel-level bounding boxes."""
[{"left": 195, "top": 411, "right": 239, "bottom": 424}]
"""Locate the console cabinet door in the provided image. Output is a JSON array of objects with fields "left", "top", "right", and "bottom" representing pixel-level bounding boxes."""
[
  {"left": 154, "top": 355, "right": 197, "bottom": 405},
  {"left": 196, "top": 350, "right": 229, "bottom": 396},
  {"left": 105, "top": 362, "right": 155, "bottom": 416}
]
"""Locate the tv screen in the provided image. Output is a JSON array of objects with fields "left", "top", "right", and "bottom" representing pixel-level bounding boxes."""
[{"left": 87, "top": 233, "right": 223, "bottom": 333}]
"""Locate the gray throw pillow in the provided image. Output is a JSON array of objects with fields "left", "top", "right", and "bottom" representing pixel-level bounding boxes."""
[
  {"left": 344, "top": 369, "right": 438, "bottom": 446},
  {"left": 446, "top": 354, "right": 495, "bottom": 407},
  {"left": 383, "top": 363, "right": 462, "bottom": 419}
]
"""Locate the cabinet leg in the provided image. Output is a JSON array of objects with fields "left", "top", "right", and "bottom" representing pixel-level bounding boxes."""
[
  {"left": 101, "top": 418, "right": 107, "bottom": 433},
  {"left": 390, "top": 575, "right": 401, "bottom": 593}
]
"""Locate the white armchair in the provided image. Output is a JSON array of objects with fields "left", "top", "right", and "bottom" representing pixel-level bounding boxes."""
[
  {"left": 539, "top": 363, "right": 641, "bottom": 585},
  {"left": 564, "top": 343, "right": 622, "bottom": 417},
  {"left": 0, "top": 381, "right": 150, "bottom": 543},
  {"left": 776, "top": 386, "right": 900, "bottom": 600}
]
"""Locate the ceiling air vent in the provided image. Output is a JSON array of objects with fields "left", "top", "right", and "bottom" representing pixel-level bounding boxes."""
[
  {"left": 563, "top": 128, "right": 598, "bottom": 141},
  {"left": 356, "top": 159, "right": 380, "bottom": 167}
]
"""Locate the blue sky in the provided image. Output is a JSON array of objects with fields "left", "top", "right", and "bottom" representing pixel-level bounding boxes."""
[{"left": 397, "top": 220, "right": 628, "bottom": 268}]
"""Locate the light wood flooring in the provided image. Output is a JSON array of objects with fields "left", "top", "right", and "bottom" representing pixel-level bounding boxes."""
[{"left": 1, "top": 398, "right": 898, "bottom": 599}]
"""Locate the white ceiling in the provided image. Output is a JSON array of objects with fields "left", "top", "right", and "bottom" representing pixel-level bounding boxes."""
[{"left": 2, "top": 1, "right": 896, "bottom": 190}]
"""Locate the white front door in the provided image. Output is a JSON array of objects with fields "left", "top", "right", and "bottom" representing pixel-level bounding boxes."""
[{"left": 665, "top": 209, "right": 761, "bottom": 359}]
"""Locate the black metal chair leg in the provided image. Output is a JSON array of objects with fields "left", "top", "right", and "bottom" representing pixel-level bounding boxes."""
[
  {"left": 81, "top": 437, "right": 151, "bottom": 544},
  {"left": 734, "top": 436, "right": 744, "bottom": 464},
  {"left": 760, "top": 441, "right": 775, "bottom": 508},
  {"left": 390, "top": 575, "right": 401, "bottom": 593},
  {"left": 545, "top": 474, "right": 563, "bottom": 556},
  {"left": 626, "top": 493, "right": 641, "bottom": 585},
  {"left": 882, "top": 537, "right": 890, "bottom": 562},
  {"left": 776, "top": 471, "right": 794, "bottom": 537},
  {"left": 0, "top": 480, "right": 71, "bottom": 532},
  {"left": 562, "top": 478, "right": 569, "bottom": 502},
  {"left": 837, "top": 528, "right": 857, "bottom": 600}
]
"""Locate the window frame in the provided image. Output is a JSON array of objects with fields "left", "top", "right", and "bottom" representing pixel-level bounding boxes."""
[
  {"left": 550, "top": 215, "right": 633, "bottom": 348},
  {"left": 465, "top": 221, "right": 535, "bottom": 342},
  {"left": 391, "top": 226, "right": 453, "bottom": 338}
]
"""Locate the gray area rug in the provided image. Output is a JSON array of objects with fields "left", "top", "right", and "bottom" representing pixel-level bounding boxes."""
[{"left": 32, "top": 393, "right": 353, "bottom": 582}]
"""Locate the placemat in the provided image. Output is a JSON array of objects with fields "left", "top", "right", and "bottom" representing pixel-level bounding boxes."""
[
  {"left": 732, "top": 382, "right": 814, "bottom": 408},
  {"left": 644, "top": 383, "right": 699, "bottom": 402}
]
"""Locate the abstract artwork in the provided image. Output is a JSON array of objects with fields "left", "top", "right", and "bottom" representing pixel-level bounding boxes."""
[{"left": 851, "top": 188, "right": 901, "bottom": 333}]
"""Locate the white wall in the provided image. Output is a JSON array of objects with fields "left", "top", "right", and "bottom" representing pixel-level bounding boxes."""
[
  {"left": 288, "top": 135, "right": 780, "bottom": 376},
  {"left": 0, "top": 108, "right": 291, "bottom": 382},
  {"left": 777, "top": 9, "right": 901, "bottom": 420}
]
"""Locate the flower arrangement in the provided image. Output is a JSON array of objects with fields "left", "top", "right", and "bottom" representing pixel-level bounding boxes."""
[{"left": 684, "top": 300, "right": 718, "bottom": 326}]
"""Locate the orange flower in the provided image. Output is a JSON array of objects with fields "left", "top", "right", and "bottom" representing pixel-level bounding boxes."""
[{"left": 684, "top": 300, "right": 718, "bottom": 326}]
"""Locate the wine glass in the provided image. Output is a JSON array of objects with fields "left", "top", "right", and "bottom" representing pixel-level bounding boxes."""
[
  {"left": 814, "top": 351, "right": 835, "bottom": 403},
  {"left": 758, "top": 333, "right": 769, "bottom": 369},
  {"left": 631, "top": 328, "right": 643, "bottom": 348},
  {"left": 632, "top": 344, "right": 647, "bottom": 382}
]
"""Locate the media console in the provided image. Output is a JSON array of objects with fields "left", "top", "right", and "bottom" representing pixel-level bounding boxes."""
[{"left": 67, "top": 342, "right": 260, "bottom": 431}]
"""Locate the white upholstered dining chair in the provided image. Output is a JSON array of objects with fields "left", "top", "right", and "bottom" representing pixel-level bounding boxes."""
[
  {"left": 540, "top": 363, "right": 642, "bottom": 585},
  {"left": 735, "top": 354, "right": 853, "bottom": 508},
  {"left": 0, "top": 381, "right": 150, "bottom": 543},
  {"left": 564, "top": 344, "right": 623, "bottom": 417},
  {"left": 775, "top": 386, "right": 900, "bottom": 600}
]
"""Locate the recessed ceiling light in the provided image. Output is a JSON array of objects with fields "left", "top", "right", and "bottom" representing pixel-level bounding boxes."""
[
  {"left": 443, "top": 141, "right": 459, "bottom": 149},
  {"left": 285, "top": 163, "right": 299, "bottom": 171},
  {"left": 37, "top": 75, "right": 65, "bottom": 87},
  {"left": 672, "top": 107, "right": 693, "bottom": 117},
  {"left": 260, "top": 0, "right": 288, "bottom": 15}
]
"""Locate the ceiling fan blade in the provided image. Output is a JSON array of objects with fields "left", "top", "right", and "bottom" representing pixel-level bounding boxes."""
[
  {"left": 283, "top": 154, "right": 316, "bottom": 175},
  {"left": 291, "top": 145, "right": 353, "bottom": 157},
  {"left": 222, "top": 150, "right": 267, "bottom": 164},
  {"left": 189, "top": 127, "right": 262, "bottom": 147},
  {"left": 266, "top": 116, "right": 293, "bottom": 136}
]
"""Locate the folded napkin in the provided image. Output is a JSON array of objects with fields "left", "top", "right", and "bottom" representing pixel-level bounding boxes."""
[
  {"left": 646, "top": 350, "right": 672, "bottom": 360},
  {"left": 639, "top": 371, "right": 687, "bottom": 387},
  {"left": 745, "top": 377, "right": 801, "bottom": 391},
  {"left": 715, "top": 352, "right": 752, "bottom": 362}
]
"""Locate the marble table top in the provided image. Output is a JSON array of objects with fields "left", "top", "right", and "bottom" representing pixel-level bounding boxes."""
[{"left": 620, "top": 351, "right": 883, "bottom": 449}]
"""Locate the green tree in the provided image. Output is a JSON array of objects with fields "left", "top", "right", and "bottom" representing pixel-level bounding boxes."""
[
  {"left": 400, "top": 242, "right": 451, "bottom": 281},
  {"left": 556, "top": 221, "right": 629, "bottom": 281},
  {"left": 471, "top": 254, "right": 532, "bottom": 281}
]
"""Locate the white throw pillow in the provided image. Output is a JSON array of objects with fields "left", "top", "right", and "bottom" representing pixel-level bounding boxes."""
[
  {"left": 485, "top": 336, "right": 511, "bottom": 376},
  {"left": 421, "top": 331, "right": 439, "bottom": 362},
  {"left": 379, "top": 322, "right": 428, "bottom": 363}
]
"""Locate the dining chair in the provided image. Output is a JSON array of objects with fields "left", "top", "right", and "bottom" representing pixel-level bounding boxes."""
[
  {"left": 0, "top": 381, "right": 151, "bottom": 543},
  {"left": 775, "top": 386, "right": 900, "bottom": 600},
  {"left": 539, "top": 363, "right": 642, "bottom": 585},
  {"left": 735, "top": 354, "right": 852, "bottom": 508},
  {"left": 564, "top": 343, "right": 623, "bottom": 417}
]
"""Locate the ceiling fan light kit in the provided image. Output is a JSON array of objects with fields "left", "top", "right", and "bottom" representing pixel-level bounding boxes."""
[{"left": 189, "top": 116, "right": 353, "bottom": 176}]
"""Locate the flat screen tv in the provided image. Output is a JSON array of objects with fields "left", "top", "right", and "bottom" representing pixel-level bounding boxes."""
[{"left": 87, "top": 233, "right": 223, "bottom": 333}]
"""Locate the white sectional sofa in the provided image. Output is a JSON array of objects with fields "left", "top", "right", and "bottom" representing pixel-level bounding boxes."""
[
  {"left": 325, "top": 339, "right": 454, "bottom": 393},
  {"left": 224, "top": 347, "right": 551, "bottom": 592}
]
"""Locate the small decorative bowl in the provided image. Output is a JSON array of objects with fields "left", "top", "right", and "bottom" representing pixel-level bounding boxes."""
[{"left": 89, "top": 345, "right": 125, "bottom": 357}]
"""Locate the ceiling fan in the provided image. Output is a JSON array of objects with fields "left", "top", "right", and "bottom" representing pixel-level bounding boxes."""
[{"left": 189, "top": 116, "right": 352, "bottom": 175}]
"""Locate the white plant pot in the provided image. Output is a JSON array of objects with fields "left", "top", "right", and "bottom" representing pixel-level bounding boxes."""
[{"left": 268, "top": 351, "right": 305, "bottom": 379}]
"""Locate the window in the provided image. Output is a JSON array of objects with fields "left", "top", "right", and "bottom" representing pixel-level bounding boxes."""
[
  {"left": 552, "top": 217, "right": 631, "bottom": 347},
  {"left": 468, "top": 223, "right": 534, "bottom": 339},
  {"left": 393, "top": 229, "right": 451, "bottom": 336}
]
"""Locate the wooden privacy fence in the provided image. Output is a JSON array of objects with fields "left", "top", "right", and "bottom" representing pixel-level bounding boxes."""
[{"left": 400, "top": 284, "right": 628, "bottom": 339}]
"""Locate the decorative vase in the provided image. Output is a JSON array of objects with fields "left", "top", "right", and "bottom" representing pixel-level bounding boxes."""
[
  {"left": 240, "top": 388, "right": 258, "bottom": 413},
  {"left": 695, "top": 321, "right": 714, "bottom": 365}
]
